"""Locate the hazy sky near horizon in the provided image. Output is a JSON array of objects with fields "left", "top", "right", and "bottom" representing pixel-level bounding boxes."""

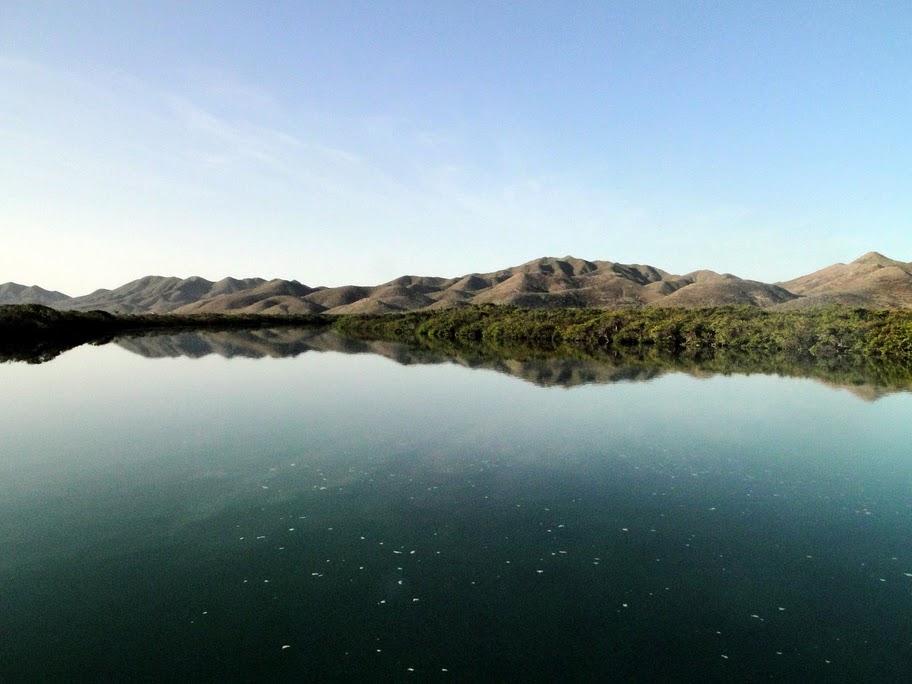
[{"left": 2, "top": 1, "right": 910, "bottom": 295}]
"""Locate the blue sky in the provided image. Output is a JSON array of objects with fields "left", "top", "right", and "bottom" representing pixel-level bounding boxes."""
[{"left": 2, "top": 1, "right": 910, "bottom": 295}]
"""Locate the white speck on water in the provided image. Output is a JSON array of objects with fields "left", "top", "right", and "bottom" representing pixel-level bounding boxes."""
[
  {"left": 413, "top": 598, "right": 419, "bottom": 602},
  {"left": 622, "top": 528, "right": 628, "bottom": 532},
  {"left": 536, "top": 570, "right": 544, "bottom": 574},
  {"left": 721, "top": 655, "right": 729, "bottom": 659},
  {"left": 622, "top": 603, "right": 628, "bottom": 608},
  {"left": 282, "top": 645, "right": 291, "bottom": 650},
  {"left": 778, "top": 607, "right": 785, "bottom": 611}
]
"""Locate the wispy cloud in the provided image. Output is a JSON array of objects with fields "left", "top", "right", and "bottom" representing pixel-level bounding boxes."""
[{"left": 165, "top": 95, "right": 303, "bottom": 170}]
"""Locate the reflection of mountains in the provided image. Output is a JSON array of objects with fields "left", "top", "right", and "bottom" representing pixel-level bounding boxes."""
[
  {"left": 116, "top": 329, "right": 911, "bottom": 400},
  {"left": 117, "top": 328, "right": 361, "bottom": 360},
  {"left": 116, "top": 329, "right": 666, "bottom": 387}
]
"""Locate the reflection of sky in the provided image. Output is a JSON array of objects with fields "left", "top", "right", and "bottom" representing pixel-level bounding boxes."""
[{"left": 2, "top": 342, "right": 911, "bottom": 502}]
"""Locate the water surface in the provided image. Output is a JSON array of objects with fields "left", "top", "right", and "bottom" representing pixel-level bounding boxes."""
[{"left": 1, "top": 332, "right": 911, "bottom": 679}]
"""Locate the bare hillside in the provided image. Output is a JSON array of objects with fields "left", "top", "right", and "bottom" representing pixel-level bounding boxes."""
[{"left": 6, "top": 251, "right": 912, "bottom": 314}]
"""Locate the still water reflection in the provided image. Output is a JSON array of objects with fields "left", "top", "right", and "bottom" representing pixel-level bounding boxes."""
[{"left": 1, "top": 330, "right": 910, "bottom": 679}]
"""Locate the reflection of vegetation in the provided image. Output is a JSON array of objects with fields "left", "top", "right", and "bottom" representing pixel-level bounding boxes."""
[
  {"left": 370, "top": 332, "right": 912, "bottom": 396},
  {"left": 333, "top": 305, "right": 912, "bottom": 395},
  {"left": 4, "top": 303, "right": 912, "bottom": 396},
  {"left": 333, "top": 304, "right": 912, "bottom": 359},
  {"left": 0, "top": 304, "right": 332, "bottom": 363}
]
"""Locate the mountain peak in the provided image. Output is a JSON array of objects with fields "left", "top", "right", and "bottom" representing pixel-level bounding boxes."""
[{"left": 853, "top": 251, "right": 899, "bottom": 267}]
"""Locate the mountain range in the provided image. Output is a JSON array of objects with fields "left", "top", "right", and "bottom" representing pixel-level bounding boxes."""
[{"left": 3, "top": 252, "right": 911, "bottom": 314}]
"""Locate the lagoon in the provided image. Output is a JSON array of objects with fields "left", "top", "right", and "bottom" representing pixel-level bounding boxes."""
[{"left": 1, "top": 330, "right": 911, "bottom": 679}]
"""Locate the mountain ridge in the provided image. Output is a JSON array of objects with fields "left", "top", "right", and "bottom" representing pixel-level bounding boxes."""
[{"left": 4, "top": 252, "right": 911, "bottom": 314}]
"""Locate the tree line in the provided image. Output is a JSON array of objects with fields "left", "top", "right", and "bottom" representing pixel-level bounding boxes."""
[{"left": 332, "top": 304, "right": 912, "bottom": 360}]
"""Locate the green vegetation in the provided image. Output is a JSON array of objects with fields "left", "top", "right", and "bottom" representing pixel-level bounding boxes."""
[
  {"left": 4, "top": 304, "right": 912, "bottom": 386},
  {"left": 332, "top": 304, "right": 912, "bottom": 360},
  {"left": 331, "top": 305, "right": 912, "bottom": 395},
  {"left": 0, "top": 304, "right": 332, "bottom": 363}
]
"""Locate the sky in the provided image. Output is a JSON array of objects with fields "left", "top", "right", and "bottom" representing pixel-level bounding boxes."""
[{"left": 1, "top": 1, "right": 910, "bottom": 295}]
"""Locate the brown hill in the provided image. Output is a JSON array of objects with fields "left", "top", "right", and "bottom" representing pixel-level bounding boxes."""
[
  {"left": 776, "top": 252, "right": 912, "bottom": 309},
  {"left": 59, "top": 275, "right": 267, "bottom": 313},
  {"left": 0, "top": 283, "right": 71, "bottom": 306},
  {"left": 173, "top": 279, "right": 321, "bottom": 314},
  {"left": 6, "top": 251, "right": 912, "bottom": 314},
  {"left": 652, "top": 275, "right": 798, "bottom": 308}
]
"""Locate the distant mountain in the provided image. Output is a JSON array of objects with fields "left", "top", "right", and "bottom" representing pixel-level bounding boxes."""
[
  {"left": 0, "top": 283, "right": 71, "bottom": 307},
  {"left": 4, "top": 252, "right": 912, "bottom": 313},
  {"left": 172, "top": 279, "right": 322, "bottom": 315},
  {"left": 66, "top": 276, "right": 267, "bottom": 313},
  {"left": 777, "top": 252, "right": 912, "bottom": 309}
]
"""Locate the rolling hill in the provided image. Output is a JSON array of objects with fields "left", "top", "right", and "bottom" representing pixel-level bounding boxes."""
[
  {"left": 3, "top": 252, "right": 911, "bottom": 314},
  {"left": 777, "top": 252, "right": 912, "bottom": 309}
]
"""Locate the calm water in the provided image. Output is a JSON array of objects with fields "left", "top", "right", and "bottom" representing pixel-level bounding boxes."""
[{"left": 1, "top": 331, "right": 911, "bottom": 680}]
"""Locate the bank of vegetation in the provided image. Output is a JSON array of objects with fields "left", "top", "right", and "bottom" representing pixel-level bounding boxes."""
[
  {"left": 3, "top": 303, "right": 912, "bottom": 366},
  {"left": 332, "top": 305, "right": 912, "bottom": 360},
  {"left": 0, "top": 304, "right": 331, "bottom": 363}
]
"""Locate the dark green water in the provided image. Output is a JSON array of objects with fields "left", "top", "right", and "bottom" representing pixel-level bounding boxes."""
[{"left": 1, "top": 332, "right": 911, "bottom": 680}]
